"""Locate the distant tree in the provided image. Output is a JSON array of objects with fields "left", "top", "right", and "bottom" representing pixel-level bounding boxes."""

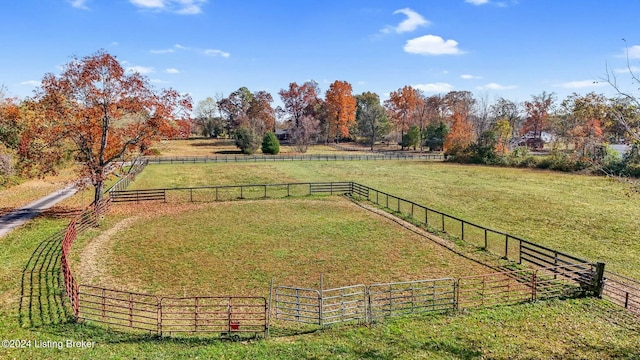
[
  {"left": 290, "top": 115, "right": 319, "bottom": 153},
  {"left": 401, "top": 125, "right": 421, "bottom": 150},
  {"left": 355, "top": 92, "right": 390, "bottom": 150},
  {"left": 605, "top": 41, "right": 640, "bottom": 142},
  {"left": 33, "top": 50, "right": 192, "bottom": 203},
  {"left": 325, "top": 80, "right": 357, "bottom": 142},
  {"left": 218, "top": 87, "right": 253, "bottom": 136},
  {"left": 492, "top": 118, "right": 512, "bottom": 154},
  {"left": 522, "top": 91, "right": 555, "bottom": 149},
  {"left": 261, "top": 131, "right": 280, "bottom": 155},
  {"left": 0, "top": 93, "right": 21, "bottom": 150},
  {"left": 247, "top": 90, "right": 276, "bottom": 136},
  {"left": 278, "top": 81, "right": 321, "bottom": 152},
  {"left": 234, "top": 127, "right": 260, "bottom": 154},
  {"left": 385, "top": 86, "right": 419, "bottom": 150},
  {"left": 471, "top": 93, "right": 493, "bottom": 140},
  {"left": 424, "top": 122, "right": 449, "bottom": 151},
  {"left": 491, "top": 97, "right": 522, "bottom": 139},
  {"left": 560, "top": 92, "right": 607, "bottom": 156},
  {"left": 194, "top": 97, "right": 224, "bottom": 138},
  {"left": 443, "top": 91, "right": 475, "bottom": 154}
]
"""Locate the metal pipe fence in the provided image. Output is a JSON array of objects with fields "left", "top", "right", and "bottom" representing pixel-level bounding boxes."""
[
  {"left": 276, "top": 263, "right": 597, "bottom": 328},
  {"left": 45, "top": 172, "right": 639, "bottom": 338},
  {"left": 110, "top": 182, "right": 354, "bottom": 203},
  {"left": 603, "top": 271, "right": 640, "bottom": 314},
  {"left": 142, "top": 153, "right": 444, "bottom": 164},
  {"left": 348, "top": 183, "right": 590, "bottom": 269}
]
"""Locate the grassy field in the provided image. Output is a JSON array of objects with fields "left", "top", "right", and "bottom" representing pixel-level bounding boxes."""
[
  {"left": 129, "top": 161, "right": 640, "bottom": 279},
  {"left": 150, "top": 137, "right": 361, "bottom": 156},
  {"left": 2, "top": 147, "right": 640, "bottom": 358},
  {"left": 72, "top": 198, "right": 492, "bottom": 297}
]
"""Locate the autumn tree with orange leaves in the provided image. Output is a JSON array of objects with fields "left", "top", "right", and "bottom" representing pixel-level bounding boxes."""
[
  {"left": 443, "top": 91, "right": 475, "bottom": 154},
  {"left": 34, "top": 50, "right": 192, "bottom": 203},
  {"left": 522, "top": 92, "right": 555, "bottom": 150},
  {"left": 385, "top": 86, "right": 419, "bottom": 150},
  {"left": 325, "top": 80, "right": 357, "bottom": 142}
]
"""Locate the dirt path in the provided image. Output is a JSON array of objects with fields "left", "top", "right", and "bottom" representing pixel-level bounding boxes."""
[{"left": 77, "top": 216, "right": 139, "bottom": 286}]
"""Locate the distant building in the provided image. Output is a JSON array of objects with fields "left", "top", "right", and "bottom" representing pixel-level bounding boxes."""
[{"left": 275, "top": 129, "right": 289, "bottom": 141}]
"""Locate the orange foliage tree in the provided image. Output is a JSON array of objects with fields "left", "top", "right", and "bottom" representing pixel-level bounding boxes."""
[
  {"left": 385, "top": 86, "right": 419, "bottom": 150},
  {"left": 325, "top": 80, "right": 357, "bottom": 142},
  {"left": 522, "top": 92, "right": 555, "bottom": 149},
  {"left": 34, "top": 50, "right": 192, "bottom": 202},
  {"left": 443, "top": 91, "right": 475, "bottom": 153}
]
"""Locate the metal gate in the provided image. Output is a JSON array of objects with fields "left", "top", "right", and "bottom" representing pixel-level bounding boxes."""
[
  {"left": 368, "top": 278, "right": 456, "bottom": 320},
  {"left": 274, "top": 286, "right": 321, "bottom": 324},
  {"left": 322, "top": 285, "right": 367, "bottom": 325}
]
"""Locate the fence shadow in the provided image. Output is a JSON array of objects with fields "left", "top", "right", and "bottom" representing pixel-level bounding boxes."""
[{"left": 18, "top": 233, "right": 73, "bottom": 328}]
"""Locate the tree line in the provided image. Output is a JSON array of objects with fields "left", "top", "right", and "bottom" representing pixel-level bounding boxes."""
[{"left": 2, "top": 50, "right": 640, "bottom": 201}]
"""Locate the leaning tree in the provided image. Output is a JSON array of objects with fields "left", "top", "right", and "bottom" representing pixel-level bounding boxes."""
[{"left": 34, "top": 50, "right": 192, "bottom": 203}]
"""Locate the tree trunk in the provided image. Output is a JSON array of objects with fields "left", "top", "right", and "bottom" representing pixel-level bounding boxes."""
[{"left": 93, "top": 181, "right": 104, "bottom": 205}]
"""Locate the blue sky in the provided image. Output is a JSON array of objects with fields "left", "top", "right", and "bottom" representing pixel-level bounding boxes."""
[{"left": 2, "top": 0, "right": 639, "bottom": 107}]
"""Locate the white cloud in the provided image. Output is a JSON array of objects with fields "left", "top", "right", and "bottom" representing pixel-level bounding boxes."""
[
  {"left": 126, "top": 66, "right": 155, "bottom": 74},
  {"left": 69, "top": 0, "right": 89, "bottom": 10},
  {"left": 150, "top": 79, "right": 171, "bottom": 84},
  {"left": 382, "top": 8, "right": 430, "bottom": 34},
  {"left": 150, "top": 48, "right": 175, "bottom": 54},
  {"left": 204, "top": 49, "right": 230, "bottom": 58},
  {"left": 414, "top": 83, "right": 454, "bottom": 93},
  {"left": 404, "top": 35, "right": 464, "bottom": 56},
  {"left": 554, "top": 80, "right": 606, "bottom": 89},
  {"left": 626, "top": 45, "right": 640, "bottom": 59},
  {"left": 461, "top": 74, "right": 482, "bottom": 80},
  {"left": 165, "top": 68, "right": 180, "bottom": 74},
  {"left": 111, "top": 41, "right": 119, "bottom": 46},
  {"left": 129, "top": 0, "right": 206, "bottom": 15},
  {"left": 20, "top": 80, "right": 40, "bottom": 86},
  {"left": 476, "top": 82, "right": 517, "bottom": 90},
  {"left": 614, "top": 65, "right": 640, "bottom": 74},
  {"left": 466, "top": 0, "right": 489, "bottom": 4}
]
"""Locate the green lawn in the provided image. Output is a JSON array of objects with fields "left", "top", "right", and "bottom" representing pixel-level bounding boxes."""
[
  {"left": 73, "top": 197, "right": 492, "bottom": 297},
  {"left": 2, "top": 159, "right": 640, "bottom": 359},
  {"left": 130, "top": 161, "right": 640, "bottom": 279}
]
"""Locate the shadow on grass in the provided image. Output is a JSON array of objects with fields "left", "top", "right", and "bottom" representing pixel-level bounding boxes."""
[{"left": 18, "top": 232, "right": 73, "bottom": 328}]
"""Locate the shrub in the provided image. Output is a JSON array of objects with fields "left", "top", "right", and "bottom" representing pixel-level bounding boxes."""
[
  {"left": 234, "top": 127, "right": 260, "bottom": 155},
  {"left": 261, "top": 132, "right": 280, "bottom": 155}
]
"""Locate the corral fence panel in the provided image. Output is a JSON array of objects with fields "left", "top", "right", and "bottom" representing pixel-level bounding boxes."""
[
  {"left": 274, "top": 286, "right": 321, "bottom": 325},
  {"left": 603, "top": 272, "right": 640, "bottom": 315},
  {"left": 322, "top": 285, "right": 367, "bottom": 326},
  {"left": 368, "top": 278, "right": 456, "bottom": 320},
  {"left": 457, "top": 263, "right": 596, "bottom": 309},
  {"left": 160, "top": 296, "right": 267, "bottom": 337},
  {"left": 78, "top": 285, "right": 159, "bottom": 333},
  {"left": 108, "top": 182, "right": 356, "bottom": 204}
]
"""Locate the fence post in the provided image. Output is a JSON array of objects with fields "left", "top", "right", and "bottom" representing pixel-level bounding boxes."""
[
  {"left": 461, "top": 221, "right": 464, "bottom": 241},
  {"left": 320, "top": 274, "right": 324, "bottom": 329},
  {"left": 531, "top": 271, "right": 537, "bottom": 301},
  {"left": 157, "top": 297, "right": 162, "bottom": 337},
  {"left": 484, "top": 229, "right": 488, "bottom": 250},
  {"left": 504, "top": 235, "right": 509, "bottom": 259},
  {"left": 593, "top": 262, "right": 606, "bottom": 298},
  {"left": 266, "top": 278, "right": 273, "bottom": 338}
]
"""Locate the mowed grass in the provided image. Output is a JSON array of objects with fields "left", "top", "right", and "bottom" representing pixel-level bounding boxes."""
[
  {"left": 150, "top": 137, "right": 353, "bottom": 156},
  {"left": 2, "top": 160, "right": 640, "bottom": 358},
  {"left": 129, "top": 161, "right": 640, "bottom": 279},
  {"left": 76, "top": 197, "right": 491, "bottom": 297}
]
